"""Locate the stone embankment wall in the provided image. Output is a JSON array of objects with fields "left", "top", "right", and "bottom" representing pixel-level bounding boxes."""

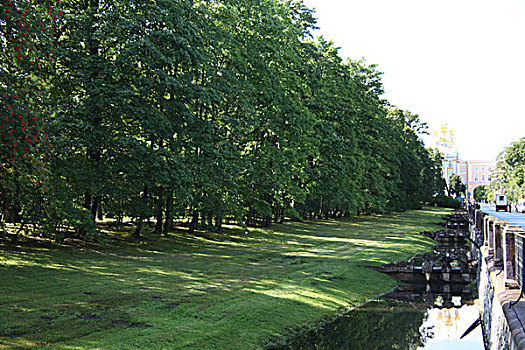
[
  {"left": 470, "top": 206, "right": 525, "bottom": 350},
  {"left": 478, "top": 241, "right": 518, "bottom": 350}
]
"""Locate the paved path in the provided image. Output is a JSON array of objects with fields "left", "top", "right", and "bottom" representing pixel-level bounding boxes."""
[{"left": 480, "top": 203, "right": 525, "bottom": 229}]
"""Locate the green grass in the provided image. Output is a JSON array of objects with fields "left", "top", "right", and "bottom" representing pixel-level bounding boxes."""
[{"left": 0, "top": 207, "right": 449, "bottom": 349}]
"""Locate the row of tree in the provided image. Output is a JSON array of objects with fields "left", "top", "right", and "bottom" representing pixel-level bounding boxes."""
[
  {"left": 1, "top": 0, "right": 446, "bottom": 240},
  {"left": 491, "top": 138, "right": 525, "bottom": 203}
]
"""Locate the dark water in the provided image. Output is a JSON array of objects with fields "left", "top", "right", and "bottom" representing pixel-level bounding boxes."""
[{"left": 266, "top": 283, "right": 485, "bottom": 350}]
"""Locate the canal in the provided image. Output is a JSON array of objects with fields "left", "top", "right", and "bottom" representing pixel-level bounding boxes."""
[
  {"left": 266, "top": 210, "right": 487, "bottom": 350},
  {"left": 266, "top": 281, "right": 485, "bottom": 350}
]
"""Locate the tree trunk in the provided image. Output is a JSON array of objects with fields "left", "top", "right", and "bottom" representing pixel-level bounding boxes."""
[
  {"left": 133, "top": 219, "right": 143, "bottom": 237},
  {"left": 83, "top": 193, "right": 92, "bottom": 212},
  {"left": 206, "top": 212, "right": 213, "bottom": 231},
  {"left": 200, "top": 211, "right": 207, "bottom": 228},
  {"left": 133, "top": 188, "right": 148, "bottom": 238},
  {"left": 91, "top": 196, "right": 99, "bottom": 221},
  {"left": 4, "top": 204, "right": 21, "bottom": 223},
  {"left": 245, "top": 206, "right": 253, "bottom": 226},
  {"left": 188, "top": 210, "right": 199, "bottom": 234},
  {"left": 85, "top": 0, "right": 102, "bottom": 228},
  {"left": 154, "top": 208, "right": 163, "bottom": 234},
  {"left": 163, "top": 191, "right": 173, "bottom": 235},
  {"left": 78, "top": 193, "right": 92, "bottom": 236},
  {"left": 97, "top": 201, "right": 103, "bottom": 221},
  {"left": 214, "top": 215, "right": 223, "bottom": 232},
  {"left": 154, "top": 197, "right": 163, "bottom": 234}
]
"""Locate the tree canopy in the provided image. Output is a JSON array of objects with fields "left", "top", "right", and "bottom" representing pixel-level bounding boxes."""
[
  {"left": 492, "top": 137, "right": 525, "bottom": 202},
  {"left": 1, "top": 0, "right": 446, "bottom": 240},
  {"left": 448, "top": 174, "right": 466, "bottom": 198}
]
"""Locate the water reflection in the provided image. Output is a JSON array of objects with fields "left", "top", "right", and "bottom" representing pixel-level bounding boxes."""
[
  {"left": 266, "top": 283, "right": 484, "bottom": 350},
  {"left": 420, "top": 304, "right": 482, "bottom": 350}
]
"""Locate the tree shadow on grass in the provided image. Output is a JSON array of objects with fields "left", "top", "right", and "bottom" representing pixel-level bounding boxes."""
[{"left": 0, "top": 207, "right": 447, "bottom": 349}]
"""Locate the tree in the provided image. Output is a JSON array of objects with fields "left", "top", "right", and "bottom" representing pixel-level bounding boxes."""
[
  {"left": 0, "top": 0, "right": 59, "bottom": 232},
  {"left": 448, "top": 174, "right": 466, "bottom": 198},
  {"left": 494, "top": 138, "right": 525, "bottom": 202},
  {"left": 296, "top": 38, "right": 361, "bottom": 219},
  {"left": 473, "top": 185, "right": 490, "bottom": 203},
  {"left": 2, "top": 0, "right": 453, "bottom": 240},
  {"left": 420, "top": 148, "right": 447, "bottom": 200}
]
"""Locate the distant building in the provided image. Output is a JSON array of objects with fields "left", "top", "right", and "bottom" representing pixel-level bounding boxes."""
[
  {"left": 457, "top": 160, "right": 494, "bottom": 200},
  {"left": 433, "top": 124, "right": 494, "bottom": 200},
  {"left": 434, "top": 125, "right": 459, "bottom": 185}
]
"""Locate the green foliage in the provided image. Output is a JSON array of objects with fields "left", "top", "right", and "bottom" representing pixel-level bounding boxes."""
[
  {"left": 448, "top": 174, "right": 466, "bottom": 198},
  {"left": 429, "top": 195, "right": 461, "bottom": 209},
  {"left": 494, "top": 138, "right": 525, "bottom": 202},
  {"left": 1, "top": 0, "right": 447, "bottom": 237},
  {"left": 473, "top": 185, "right": 491, "bottom": 203},
  {"left": 0, "top": 0, "right": 60, "bottom": 237}
]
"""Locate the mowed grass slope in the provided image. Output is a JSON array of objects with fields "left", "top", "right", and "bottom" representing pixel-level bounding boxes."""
[{"left": 0, "top": 207, "right": 448, "bottom": 349}]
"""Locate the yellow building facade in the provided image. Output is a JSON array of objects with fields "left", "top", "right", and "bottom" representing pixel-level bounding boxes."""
[{"left": 433, "top": 125, "right": 494, "bottom": 201}]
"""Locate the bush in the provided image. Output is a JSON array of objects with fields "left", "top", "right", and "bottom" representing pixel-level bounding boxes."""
[{"left": 428, "top": 195, "right": 462, "bottom": 209}]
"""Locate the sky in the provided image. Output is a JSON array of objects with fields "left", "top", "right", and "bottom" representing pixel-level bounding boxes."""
[
  {"left": 417, "top": 304, "right": 483, "bottom": 349},
  {"left": 301, "top": 0, "right": 525, "bottom": 161}
]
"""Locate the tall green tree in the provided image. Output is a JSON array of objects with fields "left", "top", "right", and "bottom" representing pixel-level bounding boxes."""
[
  {"left": 492, "top": 138, "right": 525, "bottom": 202},
  {"left": 473, "top": 185, "right": 490, "bottom": 202},
  {"left": 0, "top": 0, "right": 58, "bottom": 228},
  {"left": 296, "top": 38, "right": 362, "bottom": 219},
  {"left": 448, "top": 174, "right": 466, "bottom": 198},
  {"left": 419, "top": 148, "right": 447, "bottom": 200},
  {"left": 3, "top": 0, "right": 452, "bottom": 239},
  {"left": 213, "top": 0, "right": 317, "bottom": 226}
]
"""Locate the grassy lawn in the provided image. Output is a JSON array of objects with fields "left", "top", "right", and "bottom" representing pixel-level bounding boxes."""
[{"left": 0, "top": 207, "right": 448, "bottom": 349}]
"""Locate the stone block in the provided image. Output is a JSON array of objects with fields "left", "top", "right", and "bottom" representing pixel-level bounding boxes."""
[
  {"left": 504, "top": 225, "right": 521, "bottom": 284},
  {"left": 494, "top": 220, "right": 507, "bottom": 266}
]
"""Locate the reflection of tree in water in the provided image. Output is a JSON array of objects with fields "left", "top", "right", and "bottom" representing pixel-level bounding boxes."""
[
  {"left": 266, "top": 300, "right": 426, "bottom": 350},
  {"left": 420, "top": 322, "right": 435, "bottom": 344}
]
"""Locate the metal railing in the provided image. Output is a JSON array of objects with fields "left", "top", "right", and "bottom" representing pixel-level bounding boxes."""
[
  {"left": 516, "top": 232, "right": 525, "bottom": 290},
  {"left": 511, "top": 231, "right": 525, "bottom": 307}
]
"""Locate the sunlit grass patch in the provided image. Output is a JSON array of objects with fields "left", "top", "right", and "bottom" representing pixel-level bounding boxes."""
[{"left": 0, "top": 207, "right": 449, "bottom": 349}]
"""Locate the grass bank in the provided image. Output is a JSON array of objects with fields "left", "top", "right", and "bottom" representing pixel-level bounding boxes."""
[{"left": 0, "top": 207, "right": 448, "bottom": 349}]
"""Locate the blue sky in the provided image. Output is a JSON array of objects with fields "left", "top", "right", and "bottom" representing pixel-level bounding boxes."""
[{"left": 302, "top": 0, "right": 525, "bottom": 161}]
